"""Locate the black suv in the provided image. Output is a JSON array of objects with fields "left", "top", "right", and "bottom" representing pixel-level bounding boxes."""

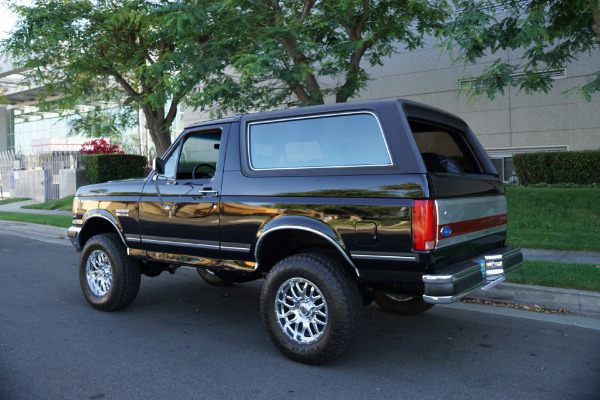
[{"left": 68, "top": 99, "right": 522, "bottom": 364}]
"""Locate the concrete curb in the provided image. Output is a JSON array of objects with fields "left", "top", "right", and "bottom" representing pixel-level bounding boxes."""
[{"left": 468, "top": 282, "right": 600, "bottom": 317}]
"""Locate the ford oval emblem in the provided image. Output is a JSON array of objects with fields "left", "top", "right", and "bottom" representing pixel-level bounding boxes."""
[{"left": 440, "top": 226, "right": 452, "bottom": 237}]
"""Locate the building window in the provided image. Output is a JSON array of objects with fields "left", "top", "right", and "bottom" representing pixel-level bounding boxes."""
[
  {"left": 490, "top": 157, "right": 517, "bottom": 183},
  {"left": 459, "top": 68, "right": 567, "bottom": 90},
  {"left": 487, "top": 146, "right": 569, "bottom": 183}
]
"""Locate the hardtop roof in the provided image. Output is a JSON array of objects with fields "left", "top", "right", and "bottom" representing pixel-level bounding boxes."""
[{"left": 184, "top": 98, "right": 465, "bottom": 130}]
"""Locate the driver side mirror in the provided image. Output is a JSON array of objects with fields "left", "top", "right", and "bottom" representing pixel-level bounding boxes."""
[{"left": 152, "top": 157, "right": 165, "bottom": 175}]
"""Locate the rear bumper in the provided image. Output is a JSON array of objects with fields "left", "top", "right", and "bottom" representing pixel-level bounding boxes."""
[{"left": 422, "top": 246, "right": 522, "bottom": 304}]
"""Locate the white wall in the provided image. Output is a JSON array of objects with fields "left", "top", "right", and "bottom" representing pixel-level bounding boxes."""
[{"left": 184, "top": 43, "right": 600, "bottom": 153}]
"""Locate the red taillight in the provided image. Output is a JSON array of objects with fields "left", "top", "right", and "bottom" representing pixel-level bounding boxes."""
[{"left": 412, "top": 200, "right": 437, "bottom": 251}]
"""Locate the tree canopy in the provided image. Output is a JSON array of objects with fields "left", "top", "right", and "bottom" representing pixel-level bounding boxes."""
[
  {"left": 2, "top": 0, "right": 454, "bottom": 150},
  {"left": 1, "top": 0, "right": 230, "bottom": 156},
  {"left": 439, "top": 0, "right": 600, "bottom": 101},
  {"left": 205, "top": 0, "right": 450, "bottom": 112},
  {"left": 8, "top": 0, "right": 596, "bottom": 157}
]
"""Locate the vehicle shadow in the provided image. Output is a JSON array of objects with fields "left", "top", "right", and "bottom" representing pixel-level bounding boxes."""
[{"left": 123, "top": 268, "right": 521, "bottom": 369}]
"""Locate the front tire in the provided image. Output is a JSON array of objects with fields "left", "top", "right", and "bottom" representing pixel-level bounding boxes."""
[
  {"left": 374, "top": 292, "right": 434, "bottom": 315},
  {"left": 79, "top": 233, "right": 140, "bottom": 311},
  {"left": 260, "top": 253, "right": 363, "bottom": 365}
]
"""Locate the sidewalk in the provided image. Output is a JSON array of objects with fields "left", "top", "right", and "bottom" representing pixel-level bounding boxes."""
[
  {"left": 522, "top": 247, "right": 600, "bottom": 265},
  {"left": 1, "top": 199, "right": 599, "bottom": 317}
]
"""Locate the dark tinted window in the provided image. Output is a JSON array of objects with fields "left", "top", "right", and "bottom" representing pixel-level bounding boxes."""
[{"left": 409, "top": 120, "right": 482, "bottom": 174}]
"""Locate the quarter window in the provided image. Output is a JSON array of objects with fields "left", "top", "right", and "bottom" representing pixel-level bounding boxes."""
[
  {"left": 248, "top": 113, "right": 391, "bottom": 170},
  {"left": 409, "top": 120, "right": 482, "bottom": 174}
]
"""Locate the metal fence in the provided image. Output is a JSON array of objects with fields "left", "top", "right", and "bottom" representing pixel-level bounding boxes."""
[
  {"left": 0, "top": 150, "right": 15, "bottom": 200},
  {"left": 0, "top": 150, "right": 83, "bottom": 201}
]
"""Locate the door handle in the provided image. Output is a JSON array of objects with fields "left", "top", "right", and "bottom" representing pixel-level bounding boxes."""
[{"left": 198, "top": 190, "right": 218, "bottom": 197}]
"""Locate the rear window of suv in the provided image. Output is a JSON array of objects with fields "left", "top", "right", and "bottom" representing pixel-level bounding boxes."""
[
  {"left": 409, "top": 119, "right": 482, "bottom": 174},
  {"left": 248, "top": 112, "right": 392, "bottom": 170}
]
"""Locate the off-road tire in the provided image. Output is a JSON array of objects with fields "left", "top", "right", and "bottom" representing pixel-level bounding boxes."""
[
  {"left": 79, "top": 233, "right": 140, "bottom": 311},
  {"left": 374, "top": 292, "right": 434, "bottom": 315},
  {"left": 260, "top": 253, "right": 363, "bottom": 365}
]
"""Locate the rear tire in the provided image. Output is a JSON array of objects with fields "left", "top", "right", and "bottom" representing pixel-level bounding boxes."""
[
  {"left": 374, "top": 292, "right": 434, "bottom": 315},
  {"left": 260, "top": 253, "right": 363, "bottom": 365},
  {"left": 79, "top": 233, "right": 140, "bottom": 311}
]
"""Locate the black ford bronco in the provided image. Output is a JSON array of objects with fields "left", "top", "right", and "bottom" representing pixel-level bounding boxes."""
[{"left": 68, "top": 99, "right": 522, "bottom": 364}]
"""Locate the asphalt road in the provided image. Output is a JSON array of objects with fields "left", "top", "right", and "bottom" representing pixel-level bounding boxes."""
[{"left": 1, "top": 233, "right": 599, "bottom": 400}]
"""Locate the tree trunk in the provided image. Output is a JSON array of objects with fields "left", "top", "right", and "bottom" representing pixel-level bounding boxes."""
[
  {"left": 591, "top": 0, "right": 600, "bottom": 47},
  {"left": 142, "top": 105, "right": 172, "bottom": 158},
  {"left": 148, "top": 122, "right": 172, "bottom": 159}
]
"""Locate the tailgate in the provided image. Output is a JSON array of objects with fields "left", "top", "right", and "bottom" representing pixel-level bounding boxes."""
[{"left": 435, "top": 195, "right": 507, "bottom": 248}]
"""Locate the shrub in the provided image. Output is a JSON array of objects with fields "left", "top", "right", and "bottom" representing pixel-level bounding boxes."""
[
  {"left": 513, "top": 150, "right": 600, "bottom": 185},
  {"left": 83, "top": 154, "right": 147, "bottom": 183}
]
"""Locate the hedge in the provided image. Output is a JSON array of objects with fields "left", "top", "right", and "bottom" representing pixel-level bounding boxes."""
[
  {"left": 513, "top": 150, "right": 600, "bottom": 185},
  {"left": 83, "top": 154, "right": 148, "bottom": 184}
]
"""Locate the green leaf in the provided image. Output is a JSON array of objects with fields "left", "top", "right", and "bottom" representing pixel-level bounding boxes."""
[{"left": 440, "top": 0, "right": 599, "bottom": 101}]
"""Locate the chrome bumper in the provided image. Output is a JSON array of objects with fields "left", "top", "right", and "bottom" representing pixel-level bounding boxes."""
[
  {"left": 67, "top": 226, "right": 82, "bottom": 251},
  {"left": 422, "top": 246, "right": 522, "bottom": 304}
]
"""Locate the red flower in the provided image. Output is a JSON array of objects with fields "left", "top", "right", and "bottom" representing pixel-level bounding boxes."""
[{"left": 80, "top": 138, "right": 125, "bottom": 155}]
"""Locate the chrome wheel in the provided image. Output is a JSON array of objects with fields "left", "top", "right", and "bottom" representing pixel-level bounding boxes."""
[
  {"left": 261, "top": 253, "right": 363, "bottom": 364},
  {"left": 86, "top": 249, "right": 113, "bottom": 297},
  {"left": 275, "top": 277, "right": 328, "bottom": 345},
  {"left": 79, "top": 233, "right": 140, "bottom": 311}
]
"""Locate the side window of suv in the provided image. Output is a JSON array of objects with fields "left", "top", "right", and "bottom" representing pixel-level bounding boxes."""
[
  {"left": 248, "top": 112, "right": 391, "bottom": 170},
  {"left": 169, "top": 131, "right": 221, "bottom": 180},
  {"left": 159, "top": 132, "right": 222, "bottom": 180}
]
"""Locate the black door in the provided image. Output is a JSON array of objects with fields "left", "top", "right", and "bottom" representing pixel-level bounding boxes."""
[{"left": 138, "top": 124, "right": 230, "bottom": 263}]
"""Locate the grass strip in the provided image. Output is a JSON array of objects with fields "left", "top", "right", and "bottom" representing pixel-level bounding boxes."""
[
  {"left": 506, "top": 186, "right": 600, "bottom": 251},
  {"left": 507, "top": 260, "right": 600, "bottom": 292},
  {"left": 22, "top": 195, "right": 74, "bottom": 211},
  {"left": 0, "top": 212, "right": 72, "bottom": 228},
  {"left": 0, "top": 198, "right": 29, "bottom": 205}
]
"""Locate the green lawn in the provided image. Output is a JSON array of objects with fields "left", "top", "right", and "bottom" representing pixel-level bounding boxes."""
[
  {"left": 505, "top": 186, "right": 600, "bottom": 251},
  {"left": 507, "top": 260, "right": 600, "bottom": 292},
  {"left": 0, "top": 197, "right": 29, "bottom": 205},
  {"left": 0, "top": 211, "right": 72, "bottom": 228},
  {"left": 22, "top": 195, "right": 74, "bottom": 211}
]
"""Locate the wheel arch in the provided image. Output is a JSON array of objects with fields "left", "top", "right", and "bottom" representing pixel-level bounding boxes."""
[
  {"left": 78, "top": 210, "right": 127, "bottom": 250},
  {"left": 254, "top": 216, "right": 359, "bottom": 277}
]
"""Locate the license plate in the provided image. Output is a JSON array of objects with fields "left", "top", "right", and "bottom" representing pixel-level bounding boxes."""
[{"left": 479, "top": 260, "right": 486, "bottom": 278}]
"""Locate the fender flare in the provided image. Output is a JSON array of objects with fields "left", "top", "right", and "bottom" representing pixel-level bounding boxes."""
[
  {"left": 255, "top": 215, "right": 359, "bottom": 277},
  {"left": 80, "top": 209, "right": 128, "bottom": 249}
]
